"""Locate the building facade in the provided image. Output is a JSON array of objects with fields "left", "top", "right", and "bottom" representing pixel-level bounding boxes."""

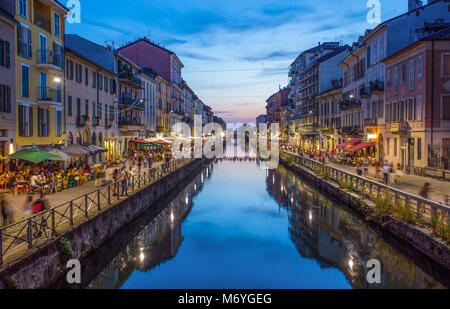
[
  {"left": 0, "top": 1, "right": 18, "bottom": 168},
  {"left": 116, "top": 53, "right": 144, "bottom": 154},
  {"left": 14, "top": 0, "right": 68, "bottom": 149},
  {"left": 141, "top": 70, "right": 157, "bottom": 137},
  {"left": 383, "top": 27, "right": 450, "bottom": 175},
  {"left": 64, "top": 34, "right": 118, "bottom": 162}
]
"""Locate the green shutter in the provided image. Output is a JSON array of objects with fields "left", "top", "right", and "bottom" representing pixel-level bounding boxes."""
[
  {"left": 6, "top": 86, "right": 10, "bottom": 113},
  {"left": 5, "top": 41, "right": 10, "bottom": 68},
  {"left": 18, "top": 106, "right": 23, "bottom": 136},
  {"left": 29, "top": 106, "right": 33, "bottom": 136}
]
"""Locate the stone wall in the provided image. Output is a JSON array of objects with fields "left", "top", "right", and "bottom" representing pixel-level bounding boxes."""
[
  {"left": 280, "top": 158, "right": 450, "bottom": 271},
  {"left": 0, "top": 158, "right": 208, "bottom": 289}
]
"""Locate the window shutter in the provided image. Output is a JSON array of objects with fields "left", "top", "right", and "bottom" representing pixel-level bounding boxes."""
[
  {"left": 18, "top": 106, "right": 23, "bottom": 136},
  {"left": 29, "top": 106, "right": 33, "bottom": 136},
  {"left": 46, "top": 109, "right": 50, "bottom": 136},
  {"left": 6, "top": 86, "right": 10, "bottom": 113},
  {"left": 5, "top": 41, "right": 10, "bottom": 68},
  {"left": 0, "top": 86, "right": 3, "bottom": 112},
  {"left": 27, "top": 28, "right": 32, "bottom": 59}
]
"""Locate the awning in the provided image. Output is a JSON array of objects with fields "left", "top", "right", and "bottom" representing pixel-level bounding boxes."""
[
  {"left": 85, "top": 145, "right": 108, "bottom": 154},
  {"left": 345, "top": 142, "right": 375, "bottom": 152},
  {"left": 336, "top": 139, "right": 361, "bottom": 150},
  {"left": 130, "top": 139, "right": 147, "bottom": 144},
  {"left": 138, "top": 142, "right": 162, "bottom": 148},
  {"left": 62, "top": 144, "right": 92, "bottom": 156},
  {"left": 152, "top": 139, "right": 172, "bottom": 145}
]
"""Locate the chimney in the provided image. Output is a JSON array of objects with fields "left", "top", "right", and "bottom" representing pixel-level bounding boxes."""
[{"left": 408, "top": 0, "right": 423, "bottom": 12}]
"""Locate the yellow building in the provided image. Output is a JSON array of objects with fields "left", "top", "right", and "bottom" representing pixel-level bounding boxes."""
[{"left": 14, "top": 0, "right": 68, "bottom": 148}]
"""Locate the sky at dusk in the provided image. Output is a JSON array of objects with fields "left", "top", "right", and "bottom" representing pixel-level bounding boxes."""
[{"left": 66, "top": 0, "right": 408, "bottom": 124}]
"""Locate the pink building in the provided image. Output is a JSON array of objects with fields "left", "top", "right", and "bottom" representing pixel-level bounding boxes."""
[
  {"left": 383, "top": 27, "right": 450, "bottom": 176},
  {"left": 265, "top": 87, "right": 290, "bottom": 125},
  {"left": 117, "top": 38, "right": 184, "bottom": 130}
]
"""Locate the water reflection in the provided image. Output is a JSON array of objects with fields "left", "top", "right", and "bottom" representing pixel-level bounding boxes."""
[
  {"left": 87, "top": 164, "right": 213, "bottom": 289},
  {"left": 267, "top": 166, "right": 448, "bottom": 289}
]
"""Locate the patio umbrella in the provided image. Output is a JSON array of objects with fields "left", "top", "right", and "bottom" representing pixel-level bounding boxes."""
[
  {"left": 48, "top": 149, "right": 72, "bottom": 161},
  {"left": 8, "top": 149, "right": 59, "bottom": 164},
  {"left": 62, "top": 144, "right": 93, "bottom": 156},
  {"left": 84, "top": 145, "right": 108, "bottom": 154}
]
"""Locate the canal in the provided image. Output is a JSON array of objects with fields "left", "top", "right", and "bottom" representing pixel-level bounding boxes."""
[{"left": 83, "top": 158, "right": 449, "bottom": 289}]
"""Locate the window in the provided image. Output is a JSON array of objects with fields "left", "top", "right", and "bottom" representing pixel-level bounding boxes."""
[
  {"left": 379, "top": 36, "right": 384, "bottom": 60},
  {"left": 394, "top": 67, "right": 398, "bottom": 94},
  {"left": 373, "top": 41, "right": 377, "bottom": 65},
  {"left": 19, "top": 0, "right": 27, "bottom": 19},
  {"left": 92, "top": 72, "right": 97, "bottom": 88},
  {"left": 67, "top": 96, "right": 72, "bottom": 116},
  {"left": 444, "top": 54, "right": 450, "bottom": 77},
  {"left": 378, "top": 100, "right": 384, "bottom": 118},
  {"left": 386, "top": 138, "right": 390, "bottom": 155},
  {"left": 0, "top": 85, "right": 11, "bottom": 113},
  {"left": 54, "top": 13, "right": 60, "bottom": 37},
  {"left": 85, "top": 67, "right": 89, "bottom": 86},
  {"left": 409, "top": 60, "right": 414, "bottom": 90},
  {"left": 392, "top": 102, "right": 398, "bottom": 121},
  {"left": 394, "top": 138, "right": 398, "bottom": 157},
  {"left": 75, "top": 63, "right": 82, "bottom": 83},
  {"left": 98, "top": 103, "right": 102, "bottom": 119},
  {"left": 401, "top": 64, "right": 406, "bottom": 82},
  {"left": 98, "top": 73, "right": 103, "bottom": 90},
  {"left": 386, "top": 69, "right": 391, "bottom": 88},
  {"left": 85, "top": 99, "right": 89, "bottom": 116},
  {"left": 104, "top": 77, "right": 108, "bottom": 92},
  {"left": 443, "top": 96, "right": 450, "bottom": 120},
  {"left": 367, "top": 46, "right": 371, "bottom": 67},
  {"left": 417, "top": 56, "right": 423, "bottom": 78},
  {"left": 56, "top": 110, "right": 62, "bottom": 137},
  {"left": 386, "top": 103, "right": 391, "bottom": 122},
  {"left": 17, "top": 25, "right": 32, "bottom": 59},
  {"left": 18, "top": 105, "right": 33, "bottom": 137},
  {"left": 66, "top": 60, "right": 74, "bottom": 80},
  {"left": 109, "top": 105, "right": 114, "bottom": 120},
  {"left": 21, "top": 64, "right": 30, "bottom": 97},
  {"left": 417, "top": 138, "right": 422, "bottom": 160},
  {"left": 76, "top": 98, "right": 80, "bottom": 117},
  {"left": 416, "top": 96, "right": 423, "bottom": 121},
  {"left": 0, "top": 40, "right": 10, "bottom": 68},
  {"left": 400, "top": 101, "right": 405, "bottom": 121},
  {"left": 408, "top": 98, "right": 414, "bottom": 121},
  {"left": 92, "top": 102, "right": 96, "bottom": 119},
  {"left": 38, "top": 108, "right": 49, "bottom": 137}
]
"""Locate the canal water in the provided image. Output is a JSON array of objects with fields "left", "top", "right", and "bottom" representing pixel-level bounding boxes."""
[{"left": 86, "top": 158, "right": 449, "bottom": 289}]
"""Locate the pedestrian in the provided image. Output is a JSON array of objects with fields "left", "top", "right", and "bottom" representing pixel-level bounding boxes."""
[
  {"left": 120, "top": 168, "right": 129, "bottom": 196},
  {"left": 143, "top": 155, "right": 148, "bottom": 169},
  {"left": 382, "top": 161, "right": 390, "bottom": 185},
  {"left": 0, "top": 194, "right": 12, "bottom": 227},
  {"left": 32, "top": 193, "right": 49, "bottom": 213},
  {"left": 419, "top": 183, "right": 433, "bottom": 200},
  {"left": 24, "top": 195, "right": 34, "bottom": 216},
  {"left": 149, "top": 153, "right": 153, "bottom": 169},
  {"left": 137, "top": 156, "right": 142, "bottom": 173},
  {"left": 363, "top": 159, "right": 369, "bottom": 177},
  {"left": 395, "top": 163, "right": 403, "bottom": 184},
  {"left": 112, "top": 169, "right": 119, "bottom": 196},
  {"left": 356, "top": 162, "right": 363, "bottom": 176},
  {"left": 445, "top": 195, "right": 450, "bottom": 206}
]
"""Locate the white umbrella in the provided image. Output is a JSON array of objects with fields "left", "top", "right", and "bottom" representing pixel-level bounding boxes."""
[{"left": 48, "top": 149, "right": 72, "bottom": 161}]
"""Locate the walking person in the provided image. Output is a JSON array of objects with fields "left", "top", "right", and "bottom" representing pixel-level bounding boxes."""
[
  {"left": 149, "top": 153, "right": 153, "bottom": 169},
  {"left": 363, "top": 159, "right": 369, "bottom": 177},
  {"left": 112, "top": 169, "right": 119, "bottom": 197},
  {"left": 419, "top": 183, "right": 433, "bottom": 200},
  {"left": 120, "top": 167, "right": 129, "bottom": 196},
  {"left": 0, "top": 194, "right": 12, "bottom": 227},
  {"left": 445, "top": 195, "right": 450, "bottom": 207},
  {"left": 382, "top": 161, "right": 390, "bottom": 185}
]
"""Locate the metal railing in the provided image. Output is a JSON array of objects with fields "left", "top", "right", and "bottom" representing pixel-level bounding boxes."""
[
  {"left": 37, "top": 49, "right": 63, "bottom": 69},
  {"left": 0, "top": 158, "right": 194, "bottom": 266},
  {"left": 281, "top": 151, "right": 450, "bottom": 231}
]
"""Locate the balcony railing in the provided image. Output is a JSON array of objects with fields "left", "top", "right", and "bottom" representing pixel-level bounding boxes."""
[
  {"left": 364, "top": 118, "right": 378, "bottom": 127},
  {"left": 38, "top": 87, "right": 62, "bottom": 103},
  {"left": 340, "top": 125, "right": 362, "bottom": 135},
  {"left": 370, "top": 80, "right": 384, "bottom": 93},
  {"left": 118, "top": 116, "right": 144, "bottom": 127},
  {"left": 118, "top": 71, "right": 142, "bottom": 88},
  {"left": 77, "top": 115, "right": 88, "bottom": 128},
  {"left": 37, "top": 49, "right": 63, "bottom": 69},
  {"left": 359, "top": 87, "right": 371, "bottom": 98},
  {"left": 119, "top": 93, "right": 144, "bottom": 109},
  {"left": 34, "top": 11, "right": 51, "bottom": 33},
  {"left": 339, "top": 100, "right": 361, "bottom": 111},
  {"left": 390, "top": 121, "right": 409, "bottom": 134}
]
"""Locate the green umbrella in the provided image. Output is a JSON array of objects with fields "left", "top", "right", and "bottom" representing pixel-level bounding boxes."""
[
  {"left": 9, "top": 149, "right": 59, "bottom": 164},
  {"left": 138, "top": 142, "right": 161, "bottom": 148}
]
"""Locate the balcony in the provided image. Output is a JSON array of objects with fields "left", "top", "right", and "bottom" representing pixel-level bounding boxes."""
[
  {"left": 364, "top": 118, "right": 378, "bottom": 127},
  {"left": 118, "top": 71, "right": 142, "bottom": 88},
  {"left": 77, "top": 115, "right": 88, "bottom": 128},
  {"left": 339, "top": 100, "right": 361, "bottom": 111},
  {"left": 34, "top": 11, "right": 51, "bottom": 33},
  {"left": 119, "top": 93, "right": 144, "bottom": 109},
  {"left": 340, "top": 125, "right": 362, "bottom": 135},
  {"left": 390, "top": 122, "right": 409, "bottom": 134},
  {"left": 118, "top": 116, "right": 144, "bottom": 131},
  {"left": 37, "top": 50, "right": 63, "bottom": 70},
  {"left": 359, "top": 87, "right": 371, "bottom": 98},
  {"left": 370, "top": 80, "right": 384, "bottom": 95},
  {"left": 38, "top": 87, "right": 62, "bottom": 104},
  {"left": 92, "top": 116, "right": 100, "bottom": 127}
]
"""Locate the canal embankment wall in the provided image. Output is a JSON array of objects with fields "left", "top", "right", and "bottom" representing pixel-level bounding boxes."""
[
  {"left": 280, "top": 157, "right": 450, "bottom": 270},
  {"left": 0, "top": 158, "right": 210, "bottom": 289}
]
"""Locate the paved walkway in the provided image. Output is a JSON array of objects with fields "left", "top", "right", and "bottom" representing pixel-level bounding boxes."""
[
  {"left": 283, "top": 151, "right": 450, "bottom": 205},
  {"left": 2, "top": 162, "right": 164, "bottom": 224}
]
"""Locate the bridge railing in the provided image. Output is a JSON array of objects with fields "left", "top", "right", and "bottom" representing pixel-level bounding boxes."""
[
  {"left": 0, "top": 158, "right": 193, "bottom": 266},
  {"left": 281, "top": 151, "right": 450, "bottom": 232}
]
